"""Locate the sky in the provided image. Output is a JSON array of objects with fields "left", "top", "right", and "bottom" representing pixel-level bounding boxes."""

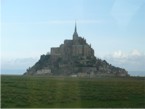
[{"left": 1, "top": 0, "right": 145, "bottom": 76}]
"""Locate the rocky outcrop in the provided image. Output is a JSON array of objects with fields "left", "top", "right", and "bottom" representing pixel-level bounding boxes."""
[{"left": 24, "top": 24, "right": 129, "bottom": 77}]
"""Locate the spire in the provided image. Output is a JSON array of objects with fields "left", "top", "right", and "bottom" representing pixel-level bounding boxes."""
[
  {"left": 75, "top": 21, "right": 77, "bottom": 33},
  {"left": 73, "top": 21, "right": 78, "bottom": 39}
]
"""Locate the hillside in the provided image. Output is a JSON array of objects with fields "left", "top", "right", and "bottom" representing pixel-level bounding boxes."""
[{"left": 24, "top": 24, "right": 128, "bottom": 77}]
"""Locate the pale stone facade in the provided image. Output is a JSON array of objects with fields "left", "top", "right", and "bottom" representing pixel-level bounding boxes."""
[{"left": 36, "top": 68, "right": 51, "bottom": 75}]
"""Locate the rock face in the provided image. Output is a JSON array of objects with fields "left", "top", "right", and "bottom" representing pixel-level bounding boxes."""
[{"left": 24, "top": 24, "right": 129, "bottom": 77}]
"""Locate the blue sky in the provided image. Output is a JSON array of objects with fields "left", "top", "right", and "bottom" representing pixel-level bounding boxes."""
[{"left": 1, "top": 0, "right": 145, "bottom": 76}]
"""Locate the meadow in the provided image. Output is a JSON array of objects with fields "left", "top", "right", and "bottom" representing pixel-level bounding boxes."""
[{"left": 1, "top": 75, "right": 145, "bottom": 108}]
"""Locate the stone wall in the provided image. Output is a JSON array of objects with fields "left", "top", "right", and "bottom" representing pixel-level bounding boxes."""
[
  {"left": 83, "top": 45, "right": 94, "bottom": 56},
  {"left": 72, "top": 45, "right": 83, "bottom": 56},
  {"left": 50, "top": 35, "right": 94, "bottom": 58},
  {"left": 35, "top": 68, "right": 51, "bottom": 75},
  {"left": 64, "top": 40, "right": 73, "bottom": 46},
  {"left": 51, "top": 47, "right": 60, "bottom": 56}
]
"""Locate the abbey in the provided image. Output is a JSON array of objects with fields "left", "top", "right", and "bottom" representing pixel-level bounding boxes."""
[
  {"left": 24, "top": 23, "right": 129, "bottom": 77},
  {"left": 51, "top": 23, "right": 94, "bottom": 58}
]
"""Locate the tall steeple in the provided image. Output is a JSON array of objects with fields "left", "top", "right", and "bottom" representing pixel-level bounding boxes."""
[
  {"left": 74, "top": 22, "right": 77, "bottom": 33},
  {"left": 73, "top": 22, "right": 78, "bottom": 40}
]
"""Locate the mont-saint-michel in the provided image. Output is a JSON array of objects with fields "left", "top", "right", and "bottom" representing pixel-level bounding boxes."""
[{"left": 24, "top": 24, "right": 128, "bottom": 77}]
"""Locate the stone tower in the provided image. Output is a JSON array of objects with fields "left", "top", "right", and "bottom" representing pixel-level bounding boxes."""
[{"left": 73, "top": 22, "right": 78, "bottom": 40}]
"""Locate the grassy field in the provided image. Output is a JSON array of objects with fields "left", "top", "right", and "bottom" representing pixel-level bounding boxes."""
[{"left": 1, "top": 75, "right": 145, "bottom": 108}]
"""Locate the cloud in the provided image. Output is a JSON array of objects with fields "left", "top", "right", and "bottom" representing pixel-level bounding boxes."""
[
  {"left": 130, "top": 49, "right": 142, "bottom": 56},
  {"left": 111, "top": 49, "right": 143, "bottom": 59},
  {"left": 1, "top": 58, "right": 38, "bottom": 70},
  {"left": 105, "top": 49, "right": 145, "bottom": 73},
  {"left": 112, "top": 50, "right": 127, "bottom": 58}
]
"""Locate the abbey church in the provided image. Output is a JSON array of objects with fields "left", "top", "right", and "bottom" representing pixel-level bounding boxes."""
[
  {"left": 51, "top": 23, "right": 94, "bottom": 58},
  {"left": 24, "top": 24, "right": 128, "bottom": 77}
]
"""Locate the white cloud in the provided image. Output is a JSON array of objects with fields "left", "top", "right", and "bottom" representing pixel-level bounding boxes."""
[
  {"left": 110, "top": 49, "right": 143, "bottom": 59},
  {"left": 112, "top": 50, "right": 127, "bottom": 58},
  {"left": 105, "top": 49, "right": 145, "bottom": 73},
  {"left": 130, "top": 49, "right": 142, "bottom": 56}
]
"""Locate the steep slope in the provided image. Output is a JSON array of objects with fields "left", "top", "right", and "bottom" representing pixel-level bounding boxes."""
[{"left": 24, "top": 53, "right": 128, "bottom": 77}]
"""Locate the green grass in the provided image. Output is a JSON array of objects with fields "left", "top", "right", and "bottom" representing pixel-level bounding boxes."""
[{"left": 1, "top": 75, "right": 145, "bottom": 108}]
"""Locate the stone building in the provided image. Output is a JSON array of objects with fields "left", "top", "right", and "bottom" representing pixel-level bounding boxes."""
[
  {"left": 24, "top": 23, "right": 128, "bottom": 77},
  {"left": 51, "top": 23, "right": 94, "bottom": 58}
]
